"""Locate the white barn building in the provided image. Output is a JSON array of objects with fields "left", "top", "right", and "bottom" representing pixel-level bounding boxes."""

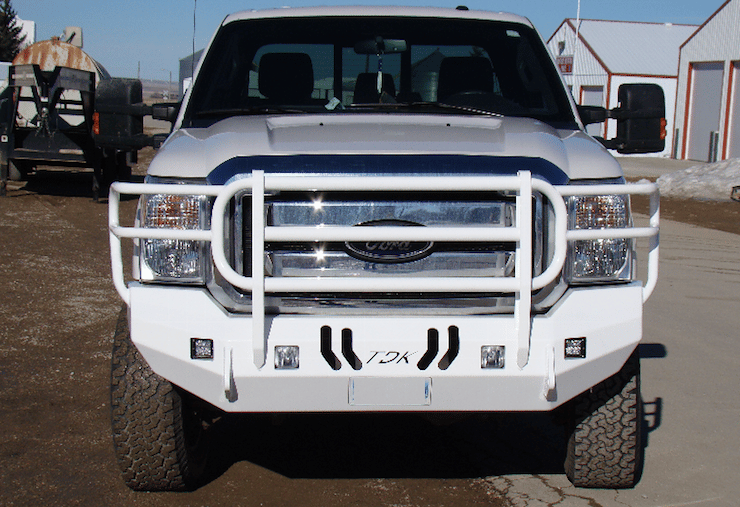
[
  {"left": 675, "top": 0, "right": 740, "bottom": 162},
  {"left": 547, "top": 19, "right": 698, "bottom": 157}
]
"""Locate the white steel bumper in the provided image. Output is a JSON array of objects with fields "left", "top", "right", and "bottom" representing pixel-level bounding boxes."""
[
  {"left": 110, "top": 172, "right": 658, "bottom": 412},
  {"left": 128, "top": 281, "right": 643, "bottom": 412}
]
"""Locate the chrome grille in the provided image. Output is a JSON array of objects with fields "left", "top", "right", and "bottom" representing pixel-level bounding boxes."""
[{"left": 207, "top": 191, "right": 547, "bottom": 315}]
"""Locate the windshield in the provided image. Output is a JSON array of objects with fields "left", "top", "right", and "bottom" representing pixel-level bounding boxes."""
[{"left": 184, "top": 15, "right": 576, "bottom": 128}]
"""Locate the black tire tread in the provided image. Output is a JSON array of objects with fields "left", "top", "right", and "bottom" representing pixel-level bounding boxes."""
[
  {"left": 110, "top": 306, "right": 202, "bottom": 491},
  {"left": 564, "top": 350, "right": 643, "bottom": 489}
]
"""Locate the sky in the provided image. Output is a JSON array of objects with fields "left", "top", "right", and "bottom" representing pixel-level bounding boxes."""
[{"left": 15, "top": 0, "right": 722, "bottom": 82}]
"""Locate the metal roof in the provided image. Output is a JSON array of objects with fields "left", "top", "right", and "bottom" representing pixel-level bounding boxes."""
[{"left": 570, "top": 19, "right": 699, "bottom": 76}]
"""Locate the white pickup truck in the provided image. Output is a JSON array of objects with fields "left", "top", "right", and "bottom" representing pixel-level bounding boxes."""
[{"left": 108, "top": 6, "right": 663, "bottom": 491}]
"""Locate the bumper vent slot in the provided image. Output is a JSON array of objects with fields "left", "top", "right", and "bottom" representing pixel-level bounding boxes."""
[
  {"left": 417, "top": 328, "right": 440, "bottom": 370},
  {"left": 438, "top": 326, "right": 460, "bottom": 370},
  {"left": 320, "top": 326, "right": 342, "bottom": 370},
  {"left": 341, "top": 328, "right": 362, "bottom": 370}
]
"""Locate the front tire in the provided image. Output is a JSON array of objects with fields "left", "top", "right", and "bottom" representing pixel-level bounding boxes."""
[
  {"left": 564, "top": 350, "right": 643, "bottom": 488},
  {"left": 110, "top": 307, "right": 209, "bottom": 491}
]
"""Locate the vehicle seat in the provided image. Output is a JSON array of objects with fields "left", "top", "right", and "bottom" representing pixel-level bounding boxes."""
[
  {"left": 258, "top": 53, "right": 315, "bottom": 104},
  {"left": 353, "top": 72, "right": 396, "bottom": 103},
  {"left": 437, "top": 57, "right": 494, "bottom": 102}
]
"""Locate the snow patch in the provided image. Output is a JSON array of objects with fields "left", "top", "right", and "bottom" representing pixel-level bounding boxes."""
[{"left": 657, "top": 159, "right": 740, "bottom": 201}]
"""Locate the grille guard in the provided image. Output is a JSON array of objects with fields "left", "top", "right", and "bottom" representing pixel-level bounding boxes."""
[{"left": 109, "top": 171, "right": 659, "bottom": 369}]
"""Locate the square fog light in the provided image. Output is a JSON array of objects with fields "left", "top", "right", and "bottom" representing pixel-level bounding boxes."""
[
  {"left": 190, "top": 338, "right": 214, "bottom": 360},
  {"left": 275, "top": 346, "right": 299, "bottom": 369},
  {"left": 565, "top": 337, "right": 587, "bottom": 359},
  {"left": 481, "top": 346, "right": 505, "bottom": 369}
]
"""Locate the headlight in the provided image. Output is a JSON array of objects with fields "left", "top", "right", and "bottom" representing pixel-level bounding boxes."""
[
  {"left": 140, "top": 193, "right": 210, "bottom": 283},
  {"left": 565, "top": 194, "right": 633, "bottom": 283}
]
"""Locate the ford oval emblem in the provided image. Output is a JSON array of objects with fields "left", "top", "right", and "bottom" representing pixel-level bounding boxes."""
[{"left": 345, "top": 220, "right": 434, "bottom": 263}]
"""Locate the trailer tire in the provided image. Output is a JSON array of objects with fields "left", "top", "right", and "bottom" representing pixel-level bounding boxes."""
[
  {"left": 110, "top": 307, "right": 209, "bottom": 491},
  {"left": 8, "top": 160, "right": 28, "bottom": 181},
  {"left": 564, "top": 350, "right": 643, "bottom": 489},
  {"left": 102, "top": 152, "right": 131, "bottom": 187}
]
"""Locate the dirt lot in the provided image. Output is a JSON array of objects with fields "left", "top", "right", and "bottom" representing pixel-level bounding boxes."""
[{"left": 0, "top": 157, "right": 738, "bottom": 507}]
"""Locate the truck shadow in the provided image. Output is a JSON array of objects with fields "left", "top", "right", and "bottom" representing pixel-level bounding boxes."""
[
  {"left": 204, "top": 411, "right": 568, "bottom": 483},
  {"left": 639, "top": 341, "right": 666, "bottom": 452},
  {"left": 10, "top": 169, "right": 98, "bottom": 198},
  {"left": 7, "top": 169, "right": 144, "bottom": 199},
  {"left": 202, "top": 343, "right": 667, "bottom": 486}
]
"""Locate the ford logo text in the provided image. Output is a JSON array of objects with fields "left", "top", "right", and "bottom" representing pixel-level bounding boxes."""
[{"left": 345, "top": 220, "right": 434, "bottom": 263}]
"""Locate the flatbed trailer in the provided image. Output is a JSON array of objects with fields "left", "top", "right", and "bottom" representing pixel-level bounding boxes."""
[{"left": 0, "top": 62, "right": 144, "bottom": 199}]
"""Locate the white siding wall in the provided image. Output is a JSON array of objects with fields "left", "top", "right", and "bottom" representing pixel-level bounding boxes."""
[
  {"left": 547, "top": 22, "right": 608, "bottom": 107},
  {"left": 675, "top": 0, "right": 740, "bottom": 160}
]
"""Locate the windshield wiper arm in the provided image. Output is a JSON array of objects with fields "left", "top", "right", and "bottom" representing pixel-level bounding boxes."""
[
  {"left": 407, "top": 101, "right": 503, "bottom": 117},
  {"left": 350, "top": 101, "right": 502, "bottom": 117},
  {"left": 195, "top": 106, "right": 308, "bottom": 118}
]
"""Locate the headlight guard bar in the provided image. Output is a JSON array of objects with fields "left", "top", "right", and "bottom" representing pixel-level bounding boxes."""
[{"left": 109, "top": 171, "right": 659, "bottom": 369}]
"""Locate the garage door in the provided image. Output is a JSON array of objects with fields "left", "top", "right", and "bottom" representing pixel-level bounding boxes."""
[
  {"left": 686, "top": 62, "right": 724, "bottom": 162},
  {"left": 581, "top": 86, "right": 604, "bottom": 137}
]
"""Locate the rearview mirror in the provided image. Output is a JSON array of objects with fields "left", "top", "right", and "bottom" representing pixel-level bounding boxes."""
[{"left": 355, "top": 37, "right": 408, "bottom": 54}]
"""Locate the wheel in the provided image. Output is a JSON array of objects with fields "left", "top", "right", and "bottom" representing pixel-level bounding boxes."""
[
  {"left": 110, "top": 307, "right": 209, "bottom": 491},
  {"left": 564, "top": 350, "right": 643, "bottom": 489},
  {"left": 102, "top": 152, "right": 131, "bottom": 185},
  {"left": 8, "top": 159, "right": 29, "bottom": 181}
]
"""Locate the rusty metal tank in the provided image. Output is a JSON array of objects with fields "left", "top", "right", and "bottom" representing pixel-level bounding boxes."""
[{"left": 12, "top": 38, "right": 110, "bottom": 85}]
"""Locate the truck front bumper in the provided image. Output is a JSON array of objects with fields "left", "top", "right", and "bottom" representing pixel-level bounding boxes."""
[{"left": 128, "top": 281, "right": 642, "bottom": 412}]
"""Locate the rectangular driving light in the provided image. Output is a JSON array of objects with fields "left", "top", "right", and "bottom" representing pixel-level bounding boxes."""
[
  {"left": 564, "top": 338, "right": 587, "bottom": 359},
  {"left": 190, "top": 338, "right": 214, "bottom": 360},
  {"left": 275, "top": 346, "right": 299, "bottom": 369},
  {"left": 481, "top": 346, "right": 505, "bottom": 369}
]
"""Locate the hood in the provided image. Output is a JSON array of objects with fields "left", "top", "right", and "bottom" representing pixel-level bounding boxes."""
[{"left": 148, "top": 113, "right": 623, "bottom": 183}]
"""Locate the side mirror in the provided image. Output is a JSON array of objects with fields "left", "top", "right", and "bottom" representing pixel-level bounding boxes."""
[
  {"left": 152, "top": 102, "right": 180, "bottom": 123},
  {"left": 577, "top": 105, "right": 607, "bottom": 125},
  {"left": 581, "top": 83, "right": 666, "bottom": 154},
  {"left": 613, "top": 84, "right": 666, "bottom": 154},
  {"left": 95, "top": 81, "right": 180, "bottom": 150},
  {"left": 94, "top": 78, "right": 146, "bottom": 149}
]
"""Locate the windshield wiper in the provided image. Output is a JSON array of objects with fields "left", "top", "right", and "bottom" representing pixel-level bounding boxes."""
[
  {"left": 349, "top": 101, "right": 503, "bottom": 117},
  {"left": 194, "top": 106, "right": 308, "bottom": 118},
  {"left": 407, "top": 101, "right": 504, "bottom": 117}
]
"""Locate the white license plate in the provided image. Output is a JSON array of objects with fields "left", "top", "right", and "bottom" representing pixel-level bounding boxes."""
[{"left": 349, "top": 377, "right": 431, "bottom": 406}]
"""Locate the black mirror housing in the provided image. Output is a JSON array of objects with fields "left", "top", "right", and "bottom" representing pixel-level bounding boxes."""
[
  {"left": 588, "top": 83, "right": 666, "bottom": 154},
  {"left": 577, "top": 105, "right": 607, "bottom": 125},
  {"left": 95, "top": 78, "right": 144, "bottom": 147},
  {"left": 152, "top": 102, "right": 180, "bottom": 123},
  {"left": 95, "top": 82, "right": 180, "bottom": 150},
  {"left": 614, "top": 84, "right": 666, "bottom": 154}
]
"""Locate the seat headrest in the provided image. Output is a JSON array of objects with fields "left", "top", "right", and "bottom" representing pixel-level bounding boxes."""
[
  {"left": 353, "top": 73, "right": 396, "bottom": 103},
  {"left": 258, "top": 53, "right": 314, "bottom": 103},
  {"left": 437, "top": 57, "right": 494, "bottom": 102}
]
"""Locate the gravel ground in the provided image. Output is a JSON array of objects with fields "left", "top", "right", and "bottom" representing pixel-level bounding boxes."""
[{"left": 0, "top": 156, "right": 737, "bottom": 507}]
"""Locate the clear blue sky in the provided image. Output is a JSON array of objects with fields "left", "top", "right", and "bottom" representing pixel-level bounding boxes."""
[{"left": 16, "top": 0, "right": 721, "bottom": 81}]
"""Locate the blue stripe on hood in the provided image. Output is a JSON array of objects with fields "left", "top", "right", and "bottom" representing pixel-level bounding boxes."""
[{"left": 207, "top": 155, "right": 569, "bottom": 185}]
